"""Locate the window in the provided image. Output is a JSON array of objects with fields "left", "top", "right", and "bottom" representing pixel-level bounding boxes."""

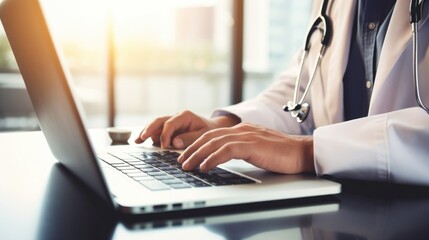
[
  {"left": 43, "top": 0, "right": 233, "bottom": 126},
  {"left": 0, "top": 25, "right": 37, "bottom": 130},
  {"left": 0, "top": 0, "right": 311, "bottom": 131},
  {"left": 112, "top": 0, "right": 232, "bottom": 125},
  {"left": 243, "top": 0, "right": 311, "bottom": 99}
]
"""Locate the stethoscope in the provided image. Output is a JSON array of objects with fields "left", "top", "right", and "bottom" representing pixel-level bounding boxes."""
[
  {"left": 411, "top": 0, "right": 429, "bottom": 114},
  {"left": 284, "top": 0, "right": 429, "bottom": 123}
]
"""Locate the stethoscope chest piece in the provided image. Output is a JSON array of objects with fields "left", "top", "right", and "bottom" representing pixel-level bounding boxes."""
[
  {"left": 283, "top": 101, "right": 311, "bottom": 123},
  {"left": 282, "top": 0, "right": 331, "bottom": 124}
]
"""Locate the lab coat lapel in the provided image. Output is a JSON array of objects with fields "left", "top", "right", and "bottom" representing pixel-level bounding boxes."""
[
  {"left": 313, "top": 0, "right": 355, "bottom": 126},
  {"left": 371, "top": 0, "right": 412, "bottom": 111},
  {"left": 371, "top": 0, "right": 429, "bottom": 112}
]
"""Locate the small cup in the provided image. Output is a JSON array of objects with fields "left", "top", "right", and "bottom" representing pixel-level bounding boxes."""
[{"left": 107, "top": 127, "right": 132, "bottom": 144}]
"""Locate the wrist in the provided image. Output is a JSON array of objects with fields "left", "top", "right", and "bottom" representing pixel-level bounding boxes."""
[
  {"left": 211, "top": 114, "right": 241, "bottom": 128},
  {"left": 302, "top": 136, "right": 315, "bottom": 173}
]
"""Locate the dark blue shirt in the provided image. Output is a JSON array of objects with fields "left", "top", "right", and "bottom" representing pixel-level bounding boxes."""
[{"left": 343, "top": 0, "right": 396, "bottom": 121}]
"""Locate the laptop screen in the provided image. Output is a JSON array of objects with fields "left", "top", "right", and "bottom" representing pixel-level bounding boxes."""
[{"left": 0, "top": 0, "right": 113, "bottom": 206}]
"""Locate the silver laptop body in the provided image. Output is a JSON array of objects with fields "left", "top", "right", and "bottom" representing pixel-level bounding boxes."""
[{"left": 0, "top": 0, "right": 340, "bottom": 214}]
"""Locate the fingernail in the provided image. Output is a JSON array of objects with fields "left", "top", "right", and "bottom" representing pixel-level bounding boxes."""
[
  {"left": 173, "top": 138, "right": 184, "bottom": 149},
  {"left": 182, "top": 162, "right": 188, "bottom": 170},
  {"left": 177, "top": 154, "right": 184, "bottom": 163},
  {"left": 199, "top": 163, "right": 207, "bottom": 172}
]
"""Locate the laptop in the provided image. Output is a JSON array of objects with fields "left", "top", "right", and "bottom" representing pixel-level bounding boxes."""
[{"left": 0, "top": 0, "right": 340, "bottom": 215}]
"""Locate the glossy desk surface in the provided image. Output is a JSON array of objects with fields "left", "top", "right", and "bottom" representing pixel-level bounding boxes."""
[{"left": 1, "top": 130, "right": 428, "bottom": 240}]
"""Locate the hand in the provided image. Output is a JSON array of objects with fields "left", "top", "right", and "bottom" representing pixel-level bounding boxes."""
[
  {"left": 178, "top": 123, "right": 315, "bottom": 174},
  {"left": 135, "top": 110, "right": 240, "bottom": 149}
]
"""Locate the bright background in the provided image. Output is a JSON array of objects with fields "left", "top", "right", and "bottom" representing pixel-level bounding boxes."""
[{"left": 0, "top": 0, "right": 311, "bottom": 131}]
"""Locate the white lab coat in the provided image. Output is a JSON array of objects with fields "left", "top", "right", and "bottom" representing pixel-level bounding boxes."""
[{"left": 215, "top": 0, "right": 429, "bottom": 185}]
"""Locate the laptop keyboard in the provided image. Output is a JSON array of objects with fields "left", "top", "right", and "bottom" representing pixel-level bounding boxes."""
[{"left": 99, "top": 151, "right": 255, "bottom": 191}]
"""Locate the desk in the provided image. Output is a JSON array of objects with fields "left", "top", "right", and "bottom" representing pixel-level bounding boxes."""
[{"left": 1, "top": 130, "right": 429, "bottom": 240}]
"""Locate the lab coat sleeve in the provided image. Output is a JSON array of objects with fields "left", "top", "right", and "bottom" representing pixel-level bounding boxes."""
[{"left": 314, "top": 107, "right": 429, "bottom": 186}]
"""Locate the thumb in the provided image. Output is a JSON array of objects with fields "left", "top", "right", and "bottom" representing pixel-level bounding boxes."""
[{"left": 172, "top": 131, "right": 205, "bottom": 149}]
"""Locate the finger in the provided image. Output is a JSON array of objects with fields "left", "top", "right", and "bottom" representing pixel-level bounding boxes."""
[
  {"left": 137, "top": 127, "right": 163, "bottom": 145},
  {"left": 171, "top": 130, "right": 205, "bottom": 149},
  {"left": 181, "top": 136, "right": 224, "bottom": 170},
  {"left": 181, "top": 133, "right": 251, "bottom": 170},
  {"left": 199, "top": 142, "right": 249, "bottom": 172},
  {"left": 134, "top": 116, "right": 170, "bottom": 143},
  {"left": 178, "top": 127, "right": 234, "bottom": 163},
  {"left": 160, "top": 111, "right": 196, "bottom": 148},
  {"left": 150, "top": 128, "right": 162, "bottom": 146},
  {"left": 135, "top": 129, "right": 145, "bottom": 143},
  {"left": 178, "top": 126, "right": 250, "bottom": 162}
]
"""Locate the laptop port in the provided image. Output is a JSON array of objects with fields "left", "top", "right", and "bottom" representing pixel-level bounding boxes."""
[
  {"left": 172, "top": 220, "right": 183, "bottom": 226},
  {"left": 194, "top": 201, "right": 205, "bottom": 207},
  {"left": 172, "top": 203, "right": 183, "bottom": 210},
  {"left": 153, "top": 221, "right": 168, "bottom": 228},
  {"left": 153, "top": 204, "right": 168, "bottom": 211},
  {"left": 194, "top": 218, "right": 206, "bottom": 224}
]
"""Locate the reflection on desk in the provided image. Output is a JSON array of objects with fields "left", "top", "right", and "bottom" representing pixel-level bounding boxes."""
[
  {"left": 115, "top": 202, "right": 338, "bottom": 240},
  {"left": 1, "top": 131, "right": 429, "bottom": 240},
  {"left": 37, "top": 164, "right": 116, "bottom": 240},
  {"left": 113, "top": 187, "right": 429, "bottom": 240}
]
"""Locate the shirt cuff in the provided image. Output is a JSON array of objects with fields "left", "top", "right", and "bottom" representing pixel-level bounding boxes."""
[{"left": 313, "top": 113, "right": 388, "bottom": 182}]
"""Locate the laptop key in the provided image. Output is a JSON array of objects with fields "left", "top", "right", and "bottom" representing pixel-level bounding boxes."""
[
  {"left": 111, "top": 163, "right": 130, "bottom": 168},
  {"left": 188, "top": 181, "right": 211, "bottom": 187},
  {"left": 169, "top": 183, "right": 191, "bottom": 189},
  {"left": 163, "top": 158, "right": 177, "bottom": 164},
  {"left": 126, "top": 172, "right": 148, "bottom": 177},
  {"left": 146, "top": 172, "right": 167, "bottom": 177},
  {"left": 168, "top": 162, "right": 182, "bottom": 168},
  {"left": 140, "top": 180, "right": 170, "bottom": 191},
  {"left": 117, "top": 166, "right": 137, "bottom": 171},
  {"left": 216, "top": 173, "right": 240, "bottom": 179},
  {"left": 133, "top": 176, "right": 152, "bottom": 181},
  {"left": 123, "top": 159, "right": 144, "bottom": 164},
  {"left": 142, "top": 159, "right": 158, "bottom": 164},
  {"left": 224, "top": 178, "right": 256, "bottom": 184},
  {"left": 208, "top": 168, "right": 230, "bottom": 175},
  {"left": 161, "top": 179, "right": 183, "bottom": 185},
  {"left": 171, "top": 173, "right": 188, "bottom": 178},
  {"left": 154, "top": 175, "right": 175, "bottom": 180},
  {"left": 132, "top": 163, "right": 150, "bottom": 168},
  {"left": 151, "top": 163, "right": 170, "bottom": 168},
  {"left": 158, "top": 166, "right": 176, "bottom": 171},
  {"left": 164, "top": 169, "right": 182, "bottom": 175},
  {"left": 99, "top": 155, "right": 124, "bottom": 164},
  {"left": 178, "top": 177, "right": 198, "bottom": 183},
  {"left": 140, "top": 168, "right": 160, "bottom": 173}
]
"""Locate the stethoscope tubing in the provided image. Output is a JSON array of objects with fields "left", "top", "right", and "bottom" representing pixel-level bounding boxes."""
[
  {"left": 285, "top": 0, "right": 429, "bottom": 123},
  {"left": 299, "top": 45, "right": 326, "bottom": 106},
  {"left": 412, "top": 22, "right": 429, "bottom": 113}
]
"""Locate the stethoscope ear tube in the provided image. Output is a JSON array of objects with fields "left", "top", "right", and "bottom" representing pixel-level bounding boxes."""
[
  {"left": 411, "top": 0, "right": 429, "bottom": 114},
  {"left": 410, "top": 0, "right": 423, "bottom": 23},
  {"left": 319, "top": 0, "right": 332, "bottom": 47}
]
